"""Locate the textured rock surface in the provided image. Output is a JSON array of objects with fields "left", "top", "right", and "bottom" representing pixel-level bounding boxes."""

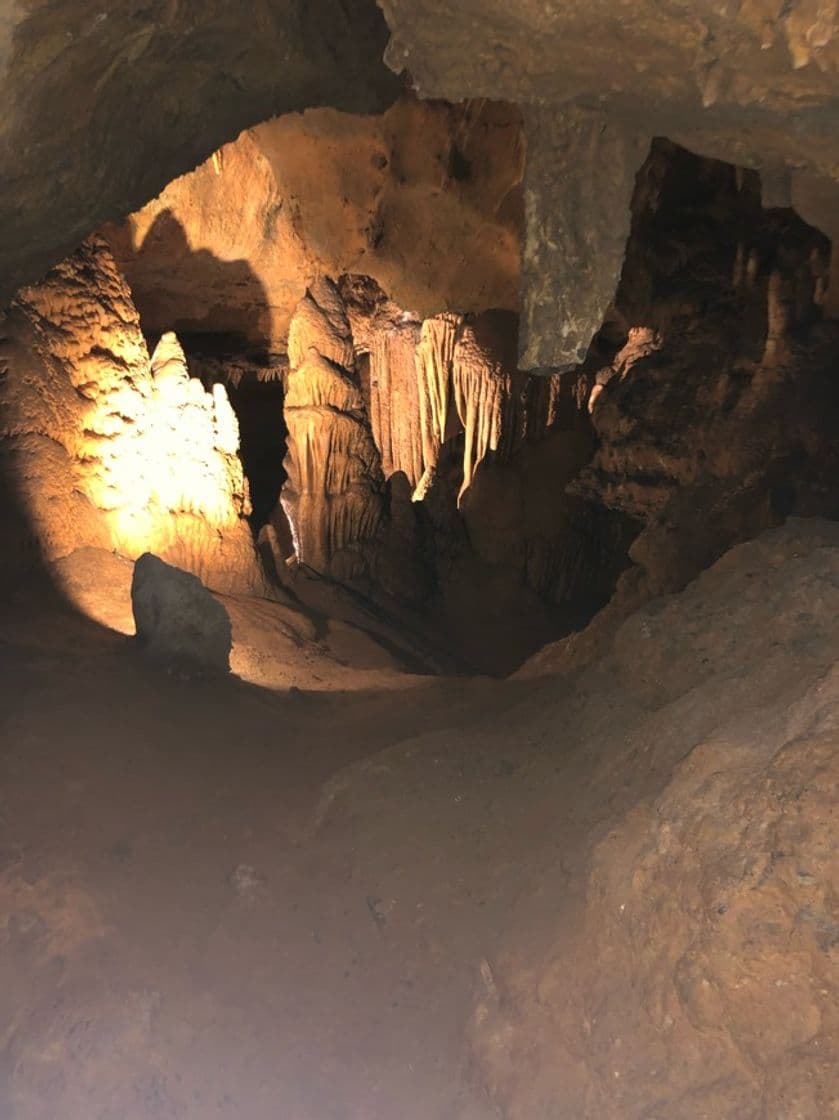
[
  {"left": 469, "top": 521, "right": 839, "bottom": 1118},
  {"left": 378, "top": 0, "right": 839, "bottom": 367},
  {"left": 132, "top": 553, "right": 232, "bottom": 674},
  {"left": 0, "top": 237, "right": 263, "bottom": 592},
  {"left": 103, "top": 95, "right": 523, "bottom": 349},
  {"left": 310, "top": 277, "right": 636, "bottom": 670},
  {"left": 520, "top": 107, "right": 649, "bottom": 371},
  {"left": 280, "top": 278, "right": 385, "bottom": 581},
  {"left": 0, "top": 0, "right": 398, "bottom": 307},
  {"left": 379, "top": 0, "right": 839, "bottom": 176},
  {"left": 571, "top": 141, "right": 839, "bottom": 599}
]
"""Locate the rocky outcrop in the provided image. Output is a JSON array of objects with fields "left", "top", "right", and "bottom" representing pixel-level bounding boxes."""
[
  {"left": 132, "top": 553, "right": 232, "bottom": 675},
  {"left": 571, "top": 140, "right": 839, "bottom": 598},
  {"left": 519, "top": 107, "right": 649, "bottom": 371},
  {"left": 0, "top": 0, "right": 398, "bottom": 307},
  {"left": 470, "top": 521, "right": 839, "bottom": 1118},
  {"left": 0, "top": 236, "right": 263, "bottom": 592},
  {"left": 280, "top": 278, "right": 385, "bottom": 581},
  {"left": 102, "top": 95, "right": 523, "bottom": 350}
]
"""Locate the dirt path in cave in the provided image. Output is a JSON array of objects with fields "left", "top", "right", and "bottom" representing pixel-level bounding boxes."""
[
  {"left": 0, "top": 577, "right": 549, "bottom": 1120},
  {"left": 5, "top": 522, "right": 838, "bottom": 1119}
]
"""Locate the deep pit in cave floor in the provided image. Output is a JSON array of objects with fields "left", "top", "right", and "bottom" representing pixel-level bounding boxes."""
[{"left": 2, "top": 4, "right": 839, "bottom": 1116}]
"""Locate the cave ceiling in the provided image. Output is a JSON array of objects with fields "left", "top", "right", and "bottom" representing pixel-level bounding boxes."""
[
  {"left": 5, "top": 0, "right": 839, "bottom": 370},
  {"left": 380, "top": 0, "right": 839, "bottom": 368},
  {"left": 0, "top": 0, "right": 399, "bottom": 308}
]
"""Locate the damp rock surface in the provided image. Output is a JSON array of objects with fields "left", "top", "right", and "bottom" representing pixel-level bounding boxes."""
[{"left": 131, "top": 552, "right": 233, "bottom": 675}]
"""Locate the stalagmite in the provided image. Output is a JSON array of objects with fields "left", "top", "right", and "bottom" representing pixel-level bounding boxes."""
[
  {"left": 0, "top": 236, "right": 261, "bottom": 592},
  {"left": 281, "top": 278, "right": 385, "bottom": 581}
]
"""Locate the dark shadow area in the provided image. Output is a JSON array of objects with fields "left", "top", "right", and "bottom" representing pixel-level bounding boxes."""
[
  {"left": 108, "top": 208, "right": 275, "bottom": 348},
  {"left": 176, "top": 331, "right": 290, "bottom": 536}
]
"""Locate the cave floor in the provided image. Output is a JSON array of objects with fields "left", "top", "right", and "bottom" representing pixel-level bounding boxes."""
[
  {"left": 0, "top": 572, "right": 554, "bottom": 1120},
  {"left": 2, "top": 522, "right": 838, "bottom": 1118}
]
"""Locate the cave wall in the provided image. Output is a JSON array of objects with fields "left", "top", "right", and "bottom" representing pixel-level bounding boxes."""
[
  {"left": 573, "top": 141, "right": 839, "bottom": 600},
  {"left": 102, "top": 95, "right": 523, "bottom": 350},
  {"left": 6, "top": 3, "right": 839, "bottom": 377}
]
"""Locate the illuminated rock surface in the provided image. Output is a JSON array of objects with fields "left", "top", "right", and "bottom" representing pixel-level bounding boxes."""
[
  {"left": 0, "top": 0, "right": 398, "bottom": 306},
  {"left": 103, "top": 95, "right": 523, "bottom": 349},
  {"left": 0, "top": 237, "right": 263, "bottom": 593}
]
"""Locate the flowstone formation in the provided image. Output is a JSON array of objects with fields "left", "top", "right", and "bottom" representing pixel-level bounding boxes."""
[
  {"left": 0, "top": 236, "right": 262, "bottom": 593},
  {"left": 280, "top": 278, "right": 385, "bottom": 581}
]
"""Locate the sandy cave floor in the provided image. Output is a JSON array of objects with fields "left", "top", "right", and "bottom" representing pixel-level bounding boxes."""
[
  {"left": 1, "top": 523, "right": 838, "bottom": 1119},
  {"left": 0, "top": 556, "right": 542, "bottom": 1120}
]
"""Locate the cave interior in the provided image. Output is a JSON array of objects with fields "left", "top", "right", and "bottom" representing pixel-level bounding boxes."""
[{"left": 1, "top": 4, "right": 838, "bottom": 1118}]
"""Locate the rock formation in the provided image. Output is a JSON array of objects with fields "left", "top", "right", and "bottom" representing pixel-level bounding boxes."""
[
  {"left": 0, "top": 236, "right": 263, "bottom": 593},
  {"left": 280, "top": 278, "right": 385, "bottom": 581},
  {"left": 131, "top": 552, "right": 233, "bottom": 675},
  {"left": 379, "top": 0, "right": 839, "bottom": 366},
  {"left": 470, "top": 521, "right": 839, "bottom": 1118},
  {"left": 571, "top": 140, "right": 839, "bottom": 599},
  {"left": 102, "top": 95, "right": 523, "bottom": 350},
  {"left": 413, "top": 313, "right": 461, "bottom": 500},
  {"left": 9, "top": 2, "right": 839, "bottom": 377},
  {"left": 519, "top": 106, "right": 649, "bottom": 371},
  {"left": 333, "top": 277, "right": 635, "bottom": 669}
]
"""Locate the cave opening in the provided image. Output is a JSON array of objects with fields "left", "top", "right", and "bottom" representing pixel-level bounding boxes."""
[
  {"left": 6, "top": 102, "right": 839, "bottom": 675},
  {"left": 64, "top": 95, "right": 647, "bottom": 676}
]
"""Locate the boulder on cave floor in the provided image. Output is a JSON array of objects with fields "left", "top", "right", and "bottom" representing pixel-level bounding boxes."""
[{"left": 131, "top": 552, "right": 232, "bottom": 676}]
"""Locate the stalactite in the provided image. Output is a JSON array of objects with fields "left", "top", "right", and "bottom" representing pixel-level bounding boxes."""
[
  {"left": 350, "top": 298, "right": 566, "bottom": 508},
  {"left": 368, "top": 321, "right": 424, "bottom": 488},
  {"left": 451, "top": 322, "right": 510, "bottom": 505},
  {"left": 413, "top": 313, "right": 461, "bottom": 500}
]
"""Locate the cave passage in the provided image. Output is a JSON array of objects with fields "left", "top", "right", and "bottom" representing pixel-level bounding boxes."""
[{"left": 2, "top": 55, "right": 839, "bottom": 1120}]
